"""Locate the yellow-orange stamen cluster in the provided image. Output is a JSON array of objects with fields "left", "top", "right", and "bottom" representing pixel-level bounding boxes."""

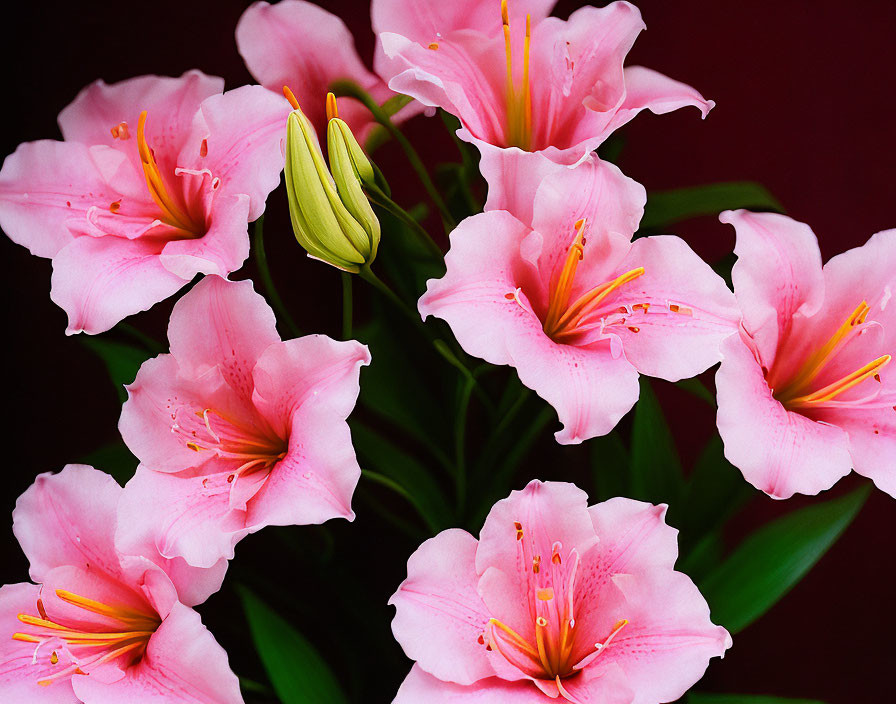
[
  {"left": 541, "top": 219, "right": 646, "bottom": 341},
  {"left": 501, "top": 0, "right": 533, "bottom": 150},
  {"left": 136, "top": 111, "right": 202, "bottom": 235},
  {"left": 775, "top": 301, "right": 891, "bottom": 409},
  {"left": 482, "top": 522, "right": 629, "bottom": 698},
  {"left": 12, "top": 590, "right": 160, "bottom": 687}
]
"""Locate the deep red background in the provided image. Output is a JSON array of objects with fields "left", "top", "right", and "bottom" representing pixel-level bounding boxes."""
[{"left": 1, "top": 1, "right": 894, "bottom": 701}]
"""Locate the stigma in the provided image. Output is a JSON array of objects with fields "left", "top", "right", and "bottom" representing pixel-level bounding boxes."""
[
  {"left": 501, "top": 0, "right": 533, "bottom": 150},
  {"left": 12, "top": 590, "right": 160, "bottom": 687},
  {"left": 541, "top": 219, "right": 646, "bottom": 341},
  {"left": 775, "top": 300, "right": 892, "bottom": 409},
  {"left": 136, "top": 111, "right": 203, "bottom": 236}
]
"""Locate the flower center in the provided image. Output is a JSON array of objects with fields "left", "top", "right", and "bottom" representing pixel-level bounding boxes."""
[
  {"left": 540, "top": 219, "right": 645, "bottom": 342},
  {"left": 178, "top": 407, "right": 287, "bottom": 501},
  {"left": 773, "top": 300, "right": 891, "bottom": 410},
  {"left": 501, "top": 0, "right": 533, "bottom": 150},
  {"left": 12, "top": 590, "right": 161, "bottom": 687},
  {"left": 136, "top": 111, "right": 204, "bottom": 236},
  {"left": 481, "top": 522, "right": 628, "bottom": 699}
]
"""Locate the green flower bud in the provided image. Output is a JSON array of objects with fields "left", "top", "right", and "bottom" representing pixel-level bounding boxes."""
[{"left": 283, "top": 89, "right": 379, "bottom": 273}]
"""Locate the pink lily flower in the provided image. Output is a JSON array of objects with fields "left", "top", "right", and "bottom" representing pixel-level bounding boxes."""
[
  {"left": 0, "top": 70, "right": 289, "bottom": 334},
  {"left": 419, "top": 155, "right": 739, "bottom": 443},
  {"left": 390, "top": 480, "right": 731, "bottom": 703},
  {"left": 373, "top": 0, "right": 713, "bottom": 174},
  {"left": 117, "top": 275, "right": 370, "bottom": 568},
  {"left": 237, "top": 0, "right": 419, "bottom": 142},
  {"left": 716, "top": 210, "right": 896, "bottom": 499},
  {"left": 0, "top": 465, "right": 239, "bottom": 703}
]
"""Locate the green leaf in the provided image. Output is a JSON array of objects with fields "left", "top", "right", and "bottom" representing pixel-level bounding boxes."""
[
  {"left": 689, "top": 695, "right": 826, "bottom": 704},
  {"left": 590, "top": 431, "right": 630, "bottom": 502},
  {"left": 681, "top": 436, "right": 755, "bottom": 543},
  {"left": 238, "top": 586, "right": 349, "bottom": 704},
  {"left": 674, "top": 377, "right": 715, "bottom": 404},
  {"left": 700, "top": 484, "right": 870, "bottom": 633},
  {"left": 351, "top": 422, "right": 452, "bottom": 533},
  {"left": 640, "top": 182, "right": 784, "bottom": 232},
  {"left": 629, "top": 379, "right": 684, "bottom": 508},
  {"left": 81, "top": 338, "right": 150, "bottom": 402}
]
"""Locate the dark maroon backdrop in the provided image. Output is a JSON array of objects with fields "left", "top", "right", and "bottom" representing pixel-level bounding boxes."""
[{"left": 1, "top": 1, "right": 894, "bottom": 702}]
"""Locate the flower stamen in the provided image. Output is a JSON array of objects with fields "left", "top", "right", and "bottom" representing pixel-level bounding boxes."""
[
  {"left": 501, "top": 0, "right": 533, "bottom": 150},
  {"left": 136, "top": 111, "right": 202, "bottom": 235}
]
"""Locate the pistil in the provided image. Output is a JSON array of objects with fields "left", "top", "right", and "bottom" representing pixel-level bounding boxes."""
[
  {"left": 136, "top": 111, "right": 203, "bottom": 235},
  {"left": 501, "top": 0, "right": 533, "bottom": 150},
  {"left": 12, "top": 591, "right": 160, "bottom": 686},
  {"left": 542, "top": 219, "right": 646, "bottom": 341},
  {"left": 775, "top": 300, "right": 891, "bottom": 409}
]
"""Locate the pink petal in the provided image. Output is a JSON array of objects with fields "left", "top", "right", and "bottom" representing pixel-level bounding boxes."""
[
  {"left": 393, "top": 664, "right": 552, "bottom": 704},
  {"left": 613, "top": 65, "right": 715, "bottom": 125},
  {"left": 476, "top": 480, "right": 597, "bottom": 576},
  {"left": 607, "top": 235, "right": 740, "bottom": 381},
  {"left": 604, "top": 570, "right": 731, "bottom": 704},
  {"left": 722, "top": 209, "right": 826, "bottom": 369},
  {"left": 817, "top": 406, "right": 896, "bottom": 497},
  {"left": 71, "top": 602, "right": 241, "bottom": 704},
  {"left": 237, "top": 0, "right": 387, "bottom": 139},
  {"left": 0, "top": 582, "right": 79, "bottom": 703},
  {"left": 247, "top": 410, "right": 360, "bottom": 527},
  {"left": 49, "top": 234, "right": 187, "bottom": 335},
  {"left": 58, "top": 71, "right": 224, "bottom": 159},
  {"left": 547, "top": 661, "right": 634, "bottom": 704},
  {"left": 116, "top": 465, "right": 248, "bottom": 570},
  {"left": 480, "top": 150, "right": 570, "bottom": 226},
  {"left": 372, "top": 0, "right": 556, "bottom": 51},
  {"left": 167, "top": 276, "right": 280, "bottom": 387},
  {"left": 250, "top": 335, "right": 371, "bottom": 438},
  {"left": 390, "top": 529, "right": 493, "bottom": 685},
  {"left": 159, "top": 193, "right": 251, "bottom": 279},
  {"left": 716, "top": 334, "right": 853, "bottom": 499},
  {"left": 120, "top": 354, "right": 222, "bottom": 475},
  {"left": 184, "top": 85, "right": 289, "bottom": 221},
  {"left": 380, "top": 30, "right": 509, "bottom": 146},
  {"left": 512, "top": 331, "right": 641, "bottom": 444},
  {"left": 12, "top": 466, "right": 123, "bottom": 584},
  {"left": 529, "top": 154, "right": 645, "bottom": 245},
  {"left": 588, "top": 498, "right": 679, "bottom": 575},
  {"left": 0, "top": 140, "right": 127, "bottom": 258}
]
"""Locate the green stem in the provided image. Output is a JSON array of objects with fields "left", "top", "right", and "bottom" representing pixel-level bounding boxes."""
[
  {"left": 253, "top": 216, "right": 301, "bottom": 338},
  {"left": 366, "top": 188, "right": 443, "bottom": 260},
  {"left": 361, "top": 470, "right": 427, "bottom": 536},
  {"left": 341, "top": 272, "right": 353, "bottom": 340},
  {"left": 454, "top": 377, "right": 475, "bottom": 518},
  {"left": 331, "top": 80, "right": 456, "bottom": 232},
  {"left": 358, "top": 264, "right": 418, "bottom": 322}
]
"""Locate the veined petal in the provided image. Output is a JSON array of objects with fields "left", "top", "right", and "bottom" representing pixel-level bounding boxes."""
[
  {"left": 0, "top": 582, "right": 80, "bottom": 704},
  {"left": 393, "top": 664, "right": 550, "bottom": 704},
  {"left": 71, "top": 603, "right": 241, "bottom": 704},
  {"left": 722, "top": 209, "right": 826, "bottom": 369},
  {"left": 58, "top": 71, "right": 224, "bottom": 164},
  {"left": 183, "top": 85, "right": 290, "bottom": 221},
  {"left": 716, "top": 334, "right": 853, "bottom": 499},
  {"left": 167, "top": 276, "right": 280, "bottom": 390},
  {"left": 159, "top": 193, "right": 252, "bottom": 279},
  {"left": 238, "top": 0, "right": 389, "bottom": 139},
  {"left": 49, "top": 235, "right": 187, "bottom": 335},
  {"left": 247, "top": 410, "right": 360, "bottom": 528},
  {"left": 616, "top": 65, "right": 714, "bottom": 122},
  {"left": 12, "top": 466, "right": 123, "bottom": 583},
  {"left": 0, "top": 140, "right": 126, "bottom": 257},
  {"left": 604, "top": 570, "right": 731, "bottom": 704},
  {"left": 250, "top": 335, "right": 371, "bottom": 437},
  {"left": 116, "top": 465, "right": 244, "bottom": 574},
  {"left": 390, "top": 530, "right": 493, "bottom": 685},
  {"left": 604, "top": 235, "right": 740, "bottom": 381}
]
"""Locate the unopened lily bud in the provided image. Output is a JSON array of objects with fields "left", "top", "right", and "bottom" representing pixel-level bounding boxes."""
[{"left": 283, "top": 88, "right": 379, "bottom": 273}]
